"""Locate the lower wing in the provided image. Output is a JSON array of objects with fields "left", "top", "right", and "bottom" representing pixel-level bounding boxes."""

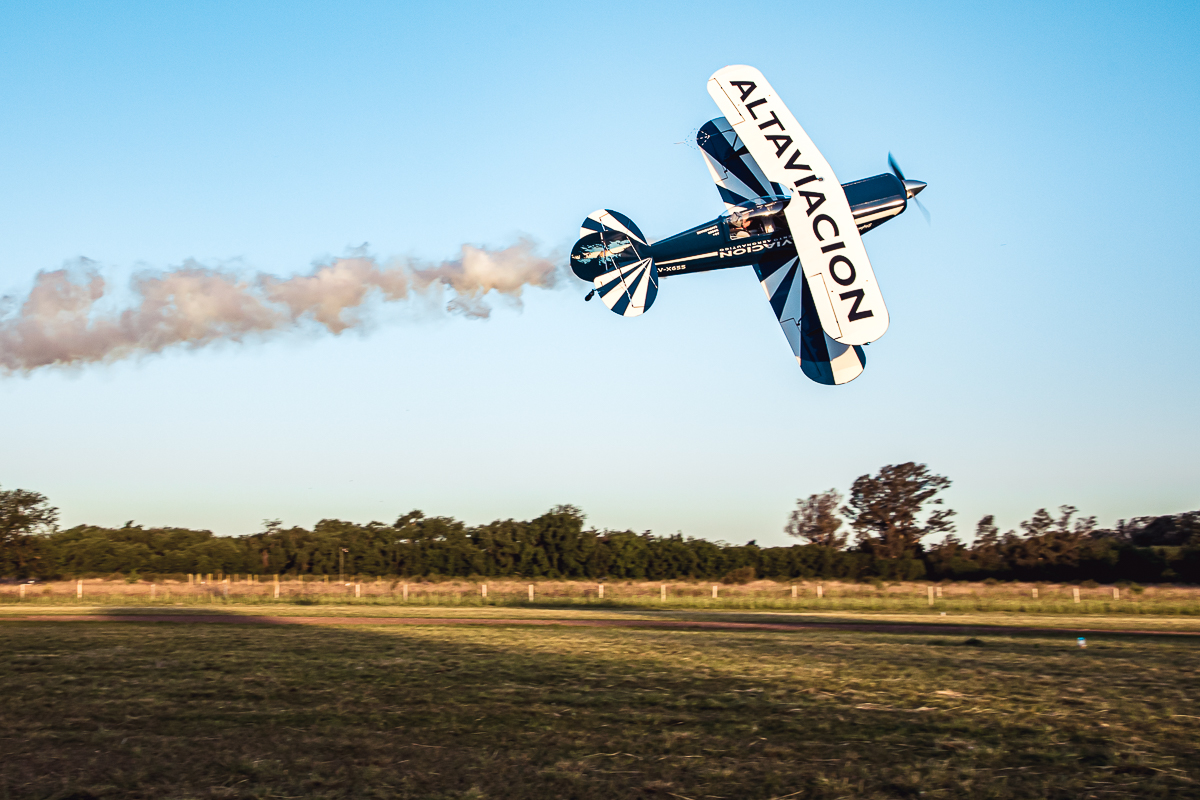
[
  {"left": 754, "top": 251, "right": 866, "bottom": 385},
  {"left": 696, "top": 117, "right": 785, "bottom": 211}
]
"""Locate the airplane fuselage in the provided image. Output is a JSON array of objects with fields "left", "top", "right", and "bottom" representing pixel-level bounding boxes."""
[
  {"left": 650, "top": 172, "right": 911, "bottom": 278},
  {"left": 651, "top": 218, "right": 792, "bottom": 277}
]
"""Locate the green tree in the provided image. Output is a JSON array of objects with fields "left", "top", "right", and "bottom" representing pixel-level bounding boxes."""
[
  {"left": 0, "top": 486, "right": 59, "bottom": 577},
  {"left": 784, "top": 489, "right": 847, "bottom": 548},
  {"left": 602, "top": 531, "right": 650, "bottom": 579},
  {"left": 843, "top": 463, "right": 955, "bottom": 559},
  {"left": 1006, "top": 505, "right": 1096, "bottom": 578},
  {"left": 530, "top": 505, "right": 589, "bottom": 578}
]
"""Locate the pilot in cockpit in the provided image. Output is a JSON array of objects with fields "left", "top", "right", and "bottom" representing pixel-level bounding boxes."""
[
  {"left": 727, "top": 197, "right": 788, "bottom": 240},
  {"left": 728, "top": 213, "right": 755, "bottom": 240}
]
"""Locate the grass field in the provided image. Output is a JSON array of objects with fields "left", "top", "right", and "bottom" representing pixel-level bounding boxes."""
[{"left": 3, "top": 607, "right": 1200, "bottom": 799}]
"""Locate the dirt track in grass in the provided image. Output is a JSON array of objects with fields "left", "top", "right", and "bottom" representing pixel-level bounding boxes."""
[{"left": 8, "top": 612, "right": 1200, "bottom": 638}]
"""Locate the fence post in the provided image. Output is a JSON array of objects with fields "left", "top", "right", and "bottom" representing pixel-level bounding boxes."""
[
  {"left": 936, "top": 586, "right": 943, "bottom": 598},
  {"left": 1073, "top": 587, "right": 1080, "bottom": 603},
  {"left": 481, "top": 584, "right": 487, "bottom": 599},
  {"left": 817, "top": 584, "right": 823, "bottom": 599},
  {"left": 928, "top": 585, "right": 935, "bottom": 606},
  {"left": 712, "top": 585, "right": 718, "bottom": 599},
  {"left": 355, "top": 583, "right": 361, "bottom": 598},
  {"left": 273, "top": 574, "right": 280, "bottom": 599},
  {"left": 598, "top": 584, "right": 604, "bottom": 599},
  {"left": 77, "top": 579, "right": 83, "bottom": 599},
  {"left": 1113, "top": 587, "right": 1119, "bottom": 599},
  {"left": 528, "top": 584, "right": 534, "bottom": 602},
  {"left": 403, "top": 583, "right": 409, "bottom": 601},
  {"left": 19, "top": 584, "right": 25, "bottom": 600},
  {"left": 791, "top": 584, "right": 797, "bottom": 599},
  {"left": 1032, "top": 587, "right": 1038, "bottom": 599},
  {"left": 661, "top": 584, "right": 667, "bottom": 602}
]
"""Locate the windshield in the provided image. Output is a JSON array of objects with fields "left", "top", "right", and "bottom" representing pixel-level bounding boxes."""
[{"left": 722, "top": 195, "right": 790, "bottom": 240}]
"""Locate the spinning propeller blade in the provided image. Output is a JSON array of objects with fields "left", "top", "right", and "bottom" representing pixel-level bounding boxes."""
[
  {"left": 915, "top": 197, "right": 931, "bottom": 225},
  {"left": 888, "top": 153, "right": 930, "bottom": 225}
]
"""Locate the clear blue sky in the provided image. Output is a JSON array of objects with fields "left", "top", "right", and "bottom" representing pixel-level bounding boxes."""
[{"left": 2, "top": 0, "right": 1197, "bottom": 545}]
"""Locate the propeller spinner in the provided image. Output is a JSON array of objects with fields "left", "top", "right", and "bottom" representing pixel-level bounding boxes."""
[{"left": 888, "top": 153, "right": 930, "bottom": 223}]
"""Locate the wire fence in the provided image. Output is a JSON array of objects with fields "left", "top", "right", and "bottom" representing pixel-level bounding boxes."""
[{"left": 2, "top": 576, "right": 1199, "bottom": 614}]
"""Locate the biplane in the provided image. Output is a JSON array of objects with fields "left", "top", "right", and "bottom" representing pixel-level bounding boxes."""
[{"left": 570, "top": 65, "right": 927, "bottom": 385}]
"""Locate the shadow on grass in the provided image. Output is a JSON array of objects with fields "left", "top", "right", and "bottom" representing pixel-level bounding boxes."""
[
  {"left": 44, "top": 601, "right": 1200, "bottom": 641},
  {"left": 628, "top": 607, "right": 1200, "bottom": 640},
  {"left": 1, "top": 607, "right": 1198, "bottom": 800}
]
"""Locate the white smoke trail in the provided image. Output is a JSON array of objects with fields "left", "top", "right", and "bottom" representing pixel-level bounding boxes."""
[{"left": 0, "top": 239, "right": 559, "bottom": 373}]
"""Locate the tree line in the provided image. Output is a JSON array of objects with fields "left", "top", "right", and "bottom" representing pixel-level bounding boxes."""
[{"left": 1, "top": 463, "right": 1198, "bottom": 583}]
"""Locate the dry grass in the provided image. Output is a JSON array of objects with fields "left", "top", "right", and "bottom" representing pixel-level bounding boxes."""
[
  {"left": 2, "top": 612, "right": 1199, "bottom": 799},
  {"left": 5, "top": 604, "right": 1200, "bottom": 635},
  {"left": 3, "top": 578, "right": 1198, "bottom": 616}
]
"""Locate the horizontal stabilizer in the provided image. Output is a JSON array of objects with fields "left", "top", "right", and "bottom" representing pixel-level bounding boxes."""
[
  {"left": 578, "top": 209, "right": 647, "bottom": 245},
  {"left": 592, "top": 251, "right": 658, "bottom": 317},
  {"left": 571, "top": 209, "right": 659, "bottom": 318}
]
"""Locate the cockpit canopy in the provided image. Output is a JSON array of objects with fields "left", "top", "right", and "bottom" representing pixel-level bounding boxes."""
[{"left": 721, "top": 195, "right": 791, "bottom": 240}]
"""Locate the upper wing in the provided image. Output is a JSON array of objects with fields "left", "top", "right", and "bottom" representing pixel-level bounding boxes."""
[
  {"left": 708, "top": 65, "right": 889, "bottom": 346},
  {"left": 696, "top": 118, "right": 785, "bottom": 211},
  {"left": 701, "top": 119, "right": 908, "bottom": 235},
  {"left": 695, "top": 118, "right": 864, "bottom": 383},
  {"left": 754, "top": 250, "right": 866, "bottom": 385}
]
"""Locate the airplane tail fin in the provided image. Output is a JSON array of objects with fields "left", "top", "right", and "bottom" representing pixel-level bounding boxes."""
[{"left": 570, "top": 210, "right": 659, "bottom": 318}]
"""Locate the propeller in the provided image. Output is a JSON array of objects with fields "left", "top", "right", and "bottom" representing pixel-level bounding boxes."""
[{"left": 888, "top": 153, "right": 930, "bottom": 225}]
